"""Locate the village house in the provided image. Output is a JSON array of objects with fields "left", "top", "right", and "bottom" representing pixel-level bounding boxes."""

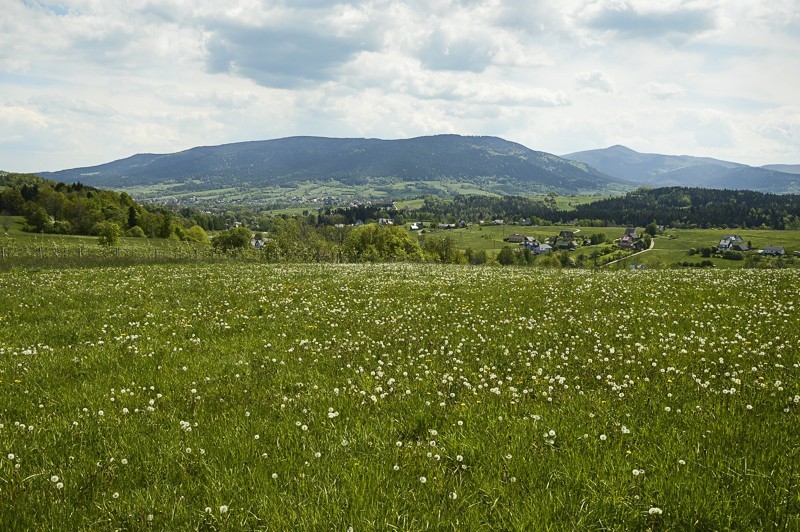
[
  {"left": 761, "top": 245, "right": 785, "bottom": 256},
  {"left": 532, "top": 243, "right": 553, "bottom": 254},
  {"left": 718, "top": 234, "right": 745, "bottom": 252},
  {"left": 555, "top": 230, "right": 577, "bottom": 250},
  {"left": 504, "top": 233, "right": 526, "bottom": 243},
  {"left": 618, "top": 227, "right": 642, "bottom": 250},
  {"left": 521, "top": 238, "right": 550, "bottom": 254}
]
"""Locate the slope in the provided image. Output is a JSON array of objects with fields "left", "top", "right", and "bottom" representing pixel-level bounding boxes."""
[
  {"left": 562, "top": 145, "right": 800, "bottom": 194},
  {"left": 40, "top": 135, "right": 630, "bottom": 198}
]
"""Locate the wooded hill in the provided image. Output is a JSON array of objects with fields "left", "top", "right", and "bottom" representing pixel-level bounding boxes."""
[
  {"left": 0, "top": 172, "right": 225, "bottom": 239},
  {"left": 570, "top": 187, "right": 800, "bottom": 229},
  {"left": 40, "top": 135, "right": 631, "bottom": 196},
  {"left": 401, "top": 187, "right": 800, "bottom": 229}
]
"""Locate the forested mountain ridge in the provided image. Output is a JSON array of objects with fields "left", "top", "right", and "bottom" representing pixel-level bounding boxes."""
[
  {"left": 563, "top": 145, "right": 800, "bottom": 193},
  {"left": 338, "top": 187, "right": 800, "bottom": 230},
  {"left": 570, "top": 187, "right": 800, "bottom": 229},
  {"left": 39, "top": 135, "right": 631, "bottom": 196}
]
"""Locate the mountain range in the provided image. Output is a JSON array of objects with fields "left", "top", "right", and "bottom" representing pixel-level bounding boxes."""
[
  {"left": 40, "top": 135, "right": 629, "bottom": 198},
  {"left": 38, "top": 135, "right": 800, "bottom": 201},
  {"left": 562, "top": 145, "right": 800, "bottom": 194}
]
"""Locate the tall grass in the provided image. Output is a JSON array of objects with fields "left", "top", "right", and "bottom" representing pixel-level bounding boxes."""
[{"left": 0, "top": 263, "right": 798, "bottom": 529}]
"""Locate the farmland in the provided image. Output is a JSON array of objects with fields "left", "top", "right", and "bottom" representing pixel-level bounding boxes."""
[{"left": 1, "top": 263, "right": 799, "bottom": 529}]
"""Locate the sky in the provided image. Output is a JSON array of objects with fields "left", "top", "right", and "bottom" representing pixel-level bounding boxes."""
[{"left": 1, "top": 0, "right": 799, "bottom": 173}]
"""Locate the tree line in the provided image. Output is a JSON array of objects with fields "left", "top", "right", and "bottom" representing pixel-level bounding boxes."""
[
  {"left": 0, "top": 173, "right": 225, "bottom": 242},
  {"left": 401, "top": 188, "right": 800, "bottom": 229}
]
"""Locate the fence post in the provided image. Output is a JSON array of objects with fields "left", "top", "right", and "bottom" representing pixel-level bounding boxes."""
[
  {"left": 116, "top": 247, "right": 120, "bottom": 257},
  {"left": 39, "top": 246, "right": 43, "bottom": 258},
  {"left": 1, "top": 247, "right": 4, "bottom": 259},
  {"left": 79, "top": 246, "right": 82, "bottom": 258}
]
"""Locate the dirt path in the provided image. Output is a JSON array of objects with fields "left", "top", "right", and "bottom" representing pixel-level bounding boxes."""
[{"left": 602, "top": 237, "right": 655, "bottom": 267}]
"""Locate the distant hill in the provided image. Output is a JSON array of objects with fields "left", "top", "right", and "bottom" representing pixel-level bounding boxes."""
[
  {"left": 762, "top": 164, "right": 800, "bottom": 175},
  {"left": 562, "top": 145, "right": 800, "bottom": 194},
  {"left": 40, "top": 135, "right": 631, "bottom": 199}
]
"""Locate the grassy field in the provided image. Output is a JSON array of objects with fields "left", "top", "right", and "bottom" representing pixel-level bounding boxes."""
[{"left": 1, "top": 262, "right": 799, "bottom": 529}]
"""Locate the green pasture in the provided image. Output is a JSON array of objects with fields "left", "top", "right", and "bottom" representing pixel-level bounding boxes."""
[
  {"left": 418, "top": 224, "right": 800, "bottom": 268},
  {"left": 1, "top": 263, "right": 799, "bottom": 529}
]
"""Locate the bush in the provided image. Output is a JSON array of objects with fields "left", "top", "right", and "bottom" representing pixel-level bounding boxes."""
[
  {"left": 496, "top": 246, "right": 516, "bottom": 266},
  {"left": 212, "top": 226, "right": 252, "bottom": 252},
  {"left": 127, "top": 226, "right": 146, "bottom": 238},
  {"left": 184, "top": 225, "right": 209, "bottom": 244},
  {"left": 95, "top": 221, "right": 122, "bottom": 247}
]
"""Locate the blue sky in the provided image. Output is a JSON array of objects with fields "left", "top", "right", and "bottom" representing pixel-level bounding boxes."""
[{"left": 1, "top": 0, "right": 798, "bottom": 172}]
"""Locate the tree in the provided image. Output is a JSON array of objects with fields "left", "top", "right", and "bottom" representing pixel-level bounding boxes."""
[
  {"left": 127, "top": 205, "right": 141, "bottom": 230},
  {"left": 0, "top": 188, "right": 25, "bottom": 214},
  {"left": 23, "top": 204, "right": 52, "bottom": 232},
  {"left": 0, "top": 211, "right": 11, "bottom": 233},
  {"left": 421, "top": 234, "right": 462, "bottom": 264},
  {"left": 645, "top": 221, "right": 658, "bottom": 237},
  {"left": 589, "top": 233, "right": 607, "bottom": 245},
  {"left": 212, "top": 226, "right": 252, "bottom": 252},
  {"left": 343, "top": 224, "right": 424, "bottom": 262},
  {"left": 95, "top": 220, "right": 122, "bottom": 247},
  {"left": 127, "top": 226, "right": 146, "bottom": 238},
  {"left": 496, "top": 246, "right": 516, "bottom": 266},
  {"left": 184, "top": 225, "right": 209, "bottom": 244}
]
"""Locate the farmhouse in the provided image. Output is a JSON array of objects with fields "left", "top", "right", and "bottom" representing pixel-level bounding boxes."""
[
  {"left": 551, "top": 230, "right": 576, "bottom": 250},
  {"left": 761, "top": 245, "right": 785, "bottom": 256},
  {"left": 718, "top": 234, "right": 745, "bottom": 252},
  {"left": 410, "top": 222, "right": 424, "bottom": 231},
  {"left": 619, "top": 227, "right": 643, "bottom": 250},
  {"left": 504, "top": 234, "right": 526, "bottom": 243},
  {"left": 378, "top": 218, "right": 394, "bottom": 226}
]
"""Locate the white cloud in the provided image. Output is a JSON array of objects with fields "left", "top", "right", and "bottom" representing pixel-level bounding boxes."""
[
  {"left": 645, "top": 81, "right": 686, "bottom": 99},
  {"left": 0, "top": 0, "right": 799, "bottom": 171},
  {"left": 576, "top": 71, "right": 614, "bottom": 93}
]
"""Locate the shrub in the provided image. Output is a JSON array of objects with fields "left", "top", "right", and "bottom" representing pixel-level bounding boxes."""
[
  {"left": 127, "top": 225, "right": 146, "bottom": 238},
  {"left": 212, "top": 226, "right": 252, "bottom": 252},
  {"left": 94, "top": 220, "right": 122, "bottom": 247}
]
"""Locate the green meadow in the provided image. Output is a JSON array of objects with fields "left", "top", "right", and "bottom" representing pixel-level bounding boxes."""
[
  {"left": 1, "top": 262, "right": 799, "bottom": 529},
  {"left": 420, "top": 224, "right": 800, "bottom": 268}
]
